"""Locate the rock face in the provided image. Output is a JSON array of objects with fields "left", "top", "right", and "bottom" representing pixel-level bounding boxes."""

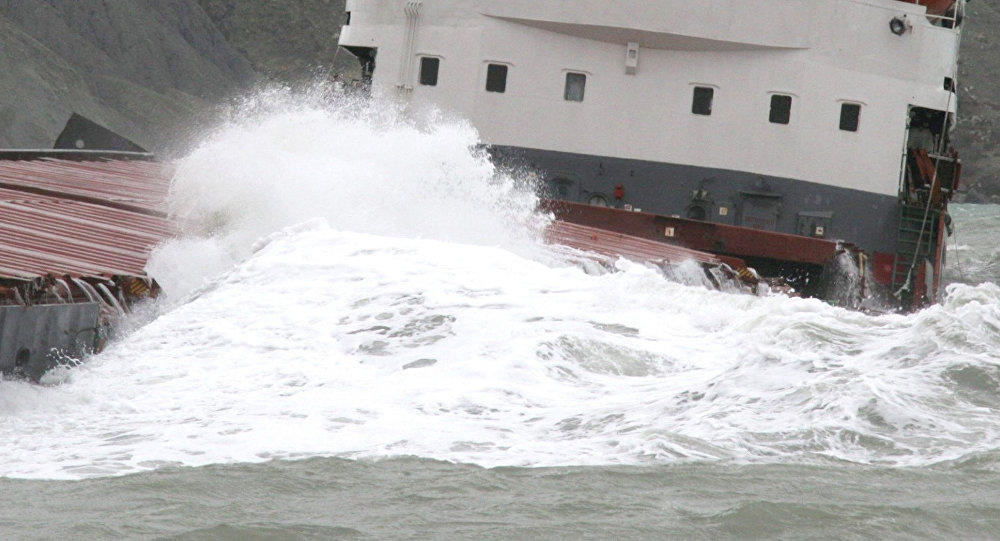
[
  {"left": 0, "top": 0, "right": 998, "bottom": 198},
  {"left": 954, "top": 0, "right": 1000, "bottom": 202},
  {"left": 0, "top": 0, "right": 255, "bottom": 153},
  {"left": 196, "top": 0, "right": 356, "bottom": 83}
]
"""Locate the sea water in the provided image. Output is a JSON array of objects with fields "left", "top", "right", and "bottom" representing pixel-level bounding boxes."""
[{"left": 1, "top": 89, "right": 999, "bottom": 539}]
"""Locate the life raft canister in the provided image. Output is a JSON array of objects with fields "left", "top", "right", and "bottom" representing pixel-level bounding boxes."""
[{"left": 907, "top": 0, "right": 955, "bottom": 16}]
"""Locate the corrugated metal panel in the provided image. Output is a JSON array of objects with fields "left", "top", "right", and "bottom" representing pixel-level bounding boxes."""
[
  {"left": 541, "top": 199, "right": 839, "bottom": 266},
  {"left": 546, "top": 219, "right": 733, "bottom": 267},
  {"left": 0, "top": 157, "right": 171, "bottom": 215},
  {"left": 546, "top": 220, "right": 759, "bottom": 290},
  {"left": 0, "top": 158, "right": 174, "bottom": 282}
]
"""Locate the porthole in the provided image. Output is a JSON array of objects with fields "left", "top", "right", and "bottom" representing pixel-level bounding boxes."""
[{"left": 588, "top": 194, "right": 608, "bottom": 207}]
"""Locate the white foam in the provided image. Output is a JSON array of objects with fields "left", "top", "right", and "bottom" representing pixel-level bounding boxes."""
[
  {"left": 2, "top": 90, "right": 999, "bottom": 480},
  {"left": 149, "top": 87, "right": 545, "bottom": 303}
]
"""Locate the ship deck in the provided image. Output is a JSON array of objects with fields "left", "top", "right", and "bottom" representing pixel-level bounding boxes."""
[{"left": 0, "top": 151, "right": 175, "bottom": 305}]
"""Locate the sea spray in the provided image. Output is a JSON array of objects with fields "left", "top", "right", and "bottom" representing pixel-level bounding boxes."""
[
  {"left": 1, "top": 89, "right": 998, "bottom": 480},
  {"left": 148, "top": 86, "right": 547, "bottom": 303}
]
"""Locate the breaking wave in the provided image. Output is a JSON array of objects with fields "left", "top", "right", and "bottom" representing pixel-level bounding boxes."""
[
  {"left": 148, "top": 86, "right": 547, "bottom": 303},
  {"left": 1, "top": 87, "right": 999, "bottom": 479}
]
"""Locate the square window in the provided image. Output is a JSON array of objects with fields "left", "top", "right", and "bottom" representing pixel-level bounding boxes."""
[
  {"left": 769, "top": 95, "right": 792, "bottom": 124},
  {"left": 840, "top": 103, "right": 861, "bottom": 132},
  {"left": 419, "top": 57, "right": 439, "bottom": 86},
  {"left": 692, "top": 87, "right": 714, "bottom": 116},
  {"left": 564, "top": 72, "right": 586, "bottom": 102},
  {"left": 486, "top": 64, "right": 507, "bottom": 93}
]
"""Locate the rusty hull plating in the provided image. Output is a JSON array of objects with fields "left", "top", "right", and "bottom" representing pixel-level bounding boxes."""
[{"left": 542, "top": 200, "right": 870, "bottom": 307}]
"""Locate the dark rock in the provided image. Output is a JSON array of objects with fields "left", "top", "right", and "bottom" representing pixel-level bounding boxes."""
[
  {"left": 954, "top": 0, "right": 1000, "bottom": 201},
  {"left": 196, "top": 0, "right": 357, "bottom": 82},
  {"left": 0, "top": 0, "right": 997, "bottom": 196},
  {"left": 0, "top": 0, "right": 256, "bottom": 153}
]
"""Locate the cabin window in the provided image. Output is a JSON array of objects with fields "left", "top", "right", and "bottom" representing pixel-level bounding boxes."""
[
  {"left": 486, "top": 64, "right": 508, "bottom": 93},
  {"left": 344, "top": 11, "right": 351, "bottom": 25},
  {"left": 769, "top": 94, "right": 792, "bottom": 124},
  {"left": 419, "top": 57, "right": 440, "bottom": 86},
  {"left": 564, "top": 72, "right": 586, "bottom": 102},
  {"left": 692, "top": 86, "right": 714, "bottom": 116},
  {"left": 839, "top": 103, "right": 861, "bottom": 132}
]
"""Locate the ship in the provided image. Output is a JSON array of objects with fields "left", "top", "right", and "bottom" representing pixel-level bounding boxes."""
[
  {"left": 0, "top": 142, "right": 173, "bottom": 380},
  {"left": 337, "top": 0, "right": 965, "bottom": 311}
]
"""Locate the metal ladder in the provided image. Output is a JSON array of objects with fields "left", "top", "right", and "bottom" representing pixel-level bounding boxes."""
[{"left": 891, "top": 203, "right": 939, "bottom": 296}]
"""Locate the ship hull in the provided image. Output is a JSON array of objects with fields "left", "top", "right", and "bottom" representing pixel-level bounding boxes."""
[
  {"left": 338, "top": 0, "right": 964, "bottom": 309},
  {"left": 0, "top": 150, "right": 174, "bottom": 381},
  {"left": 0, "top": 303, "right": 101, "bottom": 381},
  {"left": 490, "top": 145, "right": 901, "bottom": 255},
  {"left": 493, "top": 144, "right": 940, "bottom": 305}
]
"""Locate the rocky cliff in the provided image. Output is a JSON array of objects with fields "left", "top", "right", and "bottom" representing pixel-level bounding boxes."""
[
  {"left": 0, "top": 0, "right": 256, "bottom": 154},
  {"left": 196, "top": 0, "right": 355, "bottom": 83},
  {"left": 1, "top": 0, "right": 998, "bottom": 199},
  {"left": 954, "top": 0, "right": 1000, "bottom": 202}
]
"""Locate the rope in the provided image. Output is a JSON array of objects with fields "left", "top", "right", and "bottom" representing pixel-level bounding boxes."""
[
  {"left": 894, "top": 3, "right": 965, "bottom": 299},
  {"left": 893, "top": 135, "right": 943, "bottom": 299}
]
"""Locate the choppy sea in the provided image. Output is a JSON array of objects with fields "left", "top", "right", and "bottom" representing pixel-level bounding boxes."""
[{"left": 2, "top": 92, "right": 999, "bottom": 539}]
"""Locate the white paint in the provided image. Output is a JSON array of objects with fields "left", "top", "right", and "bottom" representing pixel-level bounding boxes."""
[
  {"left": 341, "top": 0, "right": 962, "bottom": 196},
  {"left": 0, "top": 93, "right": 996, "bottom": 480}
]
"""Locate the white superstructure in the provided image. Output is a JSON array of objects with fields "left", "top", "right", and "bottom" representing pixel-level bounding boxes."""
[
  {"left": 340, "top": 0, "right": 964, "bottom": 307},
  {"left": 341, "top": 0, "right": 961, "bottom": 197}
]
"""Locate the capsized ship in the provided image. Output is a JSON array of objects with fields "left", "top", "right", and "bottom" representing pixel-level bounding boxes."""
[{"left": 338, "top": 0, "right": 965, "bottom": 310}]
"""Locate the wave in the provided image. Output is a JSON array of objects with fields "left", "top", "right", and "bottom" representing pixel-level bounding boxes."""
[{"left": 1, "top": 89, "right": 999, "bottom": 479}]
